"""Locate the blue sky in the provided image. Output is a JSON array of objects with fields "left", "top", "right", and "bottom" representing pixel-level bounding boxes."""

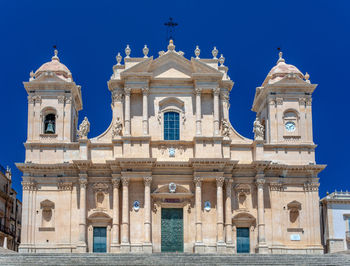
[{"left": 0, "top": 0, "right": 349, "bottom": 201}]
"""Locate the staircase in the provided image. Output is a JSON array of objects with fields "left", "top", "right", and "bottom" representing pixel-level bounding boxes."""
[{"left": 0, "top": 253, "right": 350, "bottom": 266}]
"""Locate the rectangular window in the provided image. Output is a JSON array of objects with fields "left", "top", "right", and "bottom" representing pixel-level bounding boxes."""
[{"left": 164, "top": 112, "right": 180, "bottom": 140}]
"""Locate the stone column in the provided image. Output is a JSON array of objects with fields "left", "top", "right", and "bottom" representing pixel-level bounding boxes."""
[
  {"left": 77, "top": 175, "right": 88, "bottom": 252},
  {"left": 120, "top": 176, "right": 130, "bottom": 252},
  {"left": 195, "top": 88, "right": 202, "bottom": 136},
  {"left": 225, "top": 179, "right": 234, "bottom": 252},
  {"left": 194, "top": 176, "right": 204, "bottom": 253},
  {"left": 213, "top": 88, "right": 220, "bottom": 136},
  {"left": 142, "top": 88, "right": 149, "bottom": 135},
  {"left": 216, "top": 176, "right": 225, "bottom": 252},
  {"left": 111, "top": 176, "right": 120, "bottom": 252},
  {"left": 256, "top": 178, "right": 268, "bottom": 253},
  {"left": 124, "top": 88, "right": 131, "bottom": 136},
  {"left": 143, "top": 176, "right": 152, "bottom": 253}
]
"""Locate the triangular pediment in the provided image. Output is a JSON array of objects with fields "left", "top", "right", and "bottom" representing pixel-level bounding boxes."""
[
  {"left": 154, "top": 67, "right": 191, "bottom": 79},
  {"left": 121, "top": 51, "right": 222, "bottom": 80}
]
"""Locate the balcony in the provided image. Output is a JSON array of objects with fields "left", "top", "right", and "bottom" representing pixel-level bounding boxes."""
[{"left": 346, "top": 231, "right": 350, "bottom": 242}]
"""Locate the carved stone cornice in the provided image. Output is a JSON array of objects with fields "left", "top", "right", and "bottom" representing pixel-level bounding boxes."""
[
  {"left": 216, "top": 176, "right": 225, "bottom": 187},
  {"left": 57, "top": 182, "right": 73, "bottom": 191},
  {"left": 303, "top": 182, "right": 319, "bottom": 192},
  {"left": 22, "top": 181, "right": 37, "bottom": 191},
  {"left": 269, "top": 182, "right": 284, "bottom": 192},
  {"left": 144, "top": 176, "right": 152, "bottom": 186},
  {"left": 121, "top": 176, "right": 129, "bottom": 187}
]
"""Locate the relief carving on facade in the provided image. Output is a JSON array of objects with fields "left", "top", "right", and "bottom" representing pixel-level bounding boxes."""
[{"left": 112, "top": 117, "right": 123, "bottom": 137}]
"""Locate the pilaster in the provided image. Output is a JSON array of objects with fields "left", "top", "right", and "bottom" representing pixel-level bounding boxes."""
[
  {"left": 120, "top": 176, "right": 130, "bottom": 252},
  {"left": 143, "top": 175, "right": 153, "bottom": 253},
  {"left": 77, "top": 175, "right": 87, "bottom": 253},
  {"left": 193, "top": 176, "right": 205, "bottom": 253},
  {"left": 110, "top": 175, "right": 120, "bottom": 253}
]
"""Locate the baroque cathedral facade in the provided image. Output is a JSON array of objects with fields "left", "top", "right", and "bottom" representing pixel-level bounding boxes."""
[{"left": 17, "top": 40, "right": 325, "bottom": 254}]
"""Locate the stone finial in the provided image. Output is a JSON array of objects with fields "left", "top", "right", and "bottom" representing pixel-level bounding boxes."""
[
  {"left": 52, "top": 48, "right": 59, "bottom": 61},
  {"left": 219, "top": 54, "right": 225, "bottom": 66},
  {"left": 194, "top": 45, "right": 200, "bottom": 59},
  {"left": 30, "top": 71, "right": 35, "bottom": 81},
  {"left": 212, "top": 46, "right": 218, "bottom": 59},
  {"left": 143, "top": 45, "right": 149, "bottom": 58},
  {"left": 305, "top": 72, "right": 310, "bottom": 83},
  {"left": 167, "top": 39, "right": 175, "bottom": 51},
  {"left": 116, "top": 53, "right": 122, "bottom": 65},
  {"left": 277, "top": 51, "right": 285, "bottom": 63},
  {"left": 125, "top": 45, "right": 131, "bottom": 58}
]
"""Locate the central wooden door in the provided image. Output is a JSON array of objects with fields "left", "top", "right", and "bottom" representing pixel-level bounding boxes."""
[
  {"left": 161, "top": 208, "right": 184, "bottom": 252},
  {"left": 237, "top": 227, "right": 250, "bottom": 253},
  {"left": 93, "top": 227, "right": 107, "bottom": 253}
]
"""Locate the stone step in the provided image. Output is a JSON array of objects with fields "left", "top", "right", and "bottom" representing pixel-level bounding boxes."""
[{"left": 0, "top": 254, "right": 349, "bottom": 266}]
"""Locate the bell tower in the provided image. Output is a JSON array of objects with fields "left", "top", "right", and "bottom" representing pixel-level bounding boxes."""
[
  {"left": 24, "top": 49, "right": 82, "bottom": 143},
  {"left": 252, "top": 52, "right": 317, "bottom": 163}
]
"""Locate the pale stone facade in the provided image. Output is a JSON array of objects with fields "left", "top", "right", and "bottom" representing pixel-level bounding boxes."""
[
  {"left": 320, "top": 191, "right": 350, "bottom": 253},
  {"left": 17, "top": 41, "right": 325, "bottom": 254}
]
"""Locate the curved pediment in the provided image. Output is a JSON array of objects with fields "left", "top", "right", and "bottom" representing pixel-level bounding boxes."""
[
  {"left": 88, "top": 211, "right": 112, "bottom": 221},
  {"left": 154, "top": 184, "right": 190, "bottom": 194}
]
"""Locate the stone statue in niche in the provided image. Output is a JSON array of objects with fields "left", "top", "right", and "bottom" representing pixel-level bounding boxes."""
[
  {"left": 289, "top": 208, "right": 299, "bottom": 227},
  {"left": 253, "top": 117, "right": 264, "bottom": 141},
  {"left": 221, "top": 119, "right": 230, "bottom": 137},
  {"left": 93, "top": 183, "right": 109, "bottom": 210},
  {"left": 112, "top": 117, "right": 123, "bottom": 136},
  {"left": 238, "top": 193, "right": 247, "bottom": 209},
  {"left": 78, "top": 117, "right": 90, "bottom": 139}
]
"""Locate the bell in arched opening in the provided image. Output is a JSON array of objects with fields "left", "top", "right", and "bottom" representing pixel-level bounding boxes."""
[{"left": 44, "top": 114, "right": 56, "bottom": 134}]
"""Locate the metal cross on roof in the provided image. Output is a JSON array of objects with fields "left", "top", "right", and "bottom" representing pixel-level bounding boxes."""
[{"left": 164, "top": 17, "right": 178, "bottom": 42}]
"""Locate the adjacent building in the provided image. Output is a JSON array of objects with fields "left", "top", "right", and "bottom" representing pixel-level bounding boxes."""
[
  {"left": 17, "top": 41, "right": 325, "bottom": 254},
  {"left": 0, "top": 164, "right": 22, "bottom": 251},
  {"left": 320, "top": 191, "right": 350, "bottom": 253}
]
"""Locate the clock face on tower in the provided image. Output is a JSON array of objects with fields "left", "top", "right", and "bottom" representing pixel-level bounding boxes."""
[{"left": 285, "top": 121, "right": 296, "bottom": 132}]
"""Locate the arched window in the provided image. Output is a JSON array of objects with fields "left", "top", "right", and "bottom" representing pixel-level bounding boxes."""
[
  {"left": 164, "top": 112, "right": 179, "bottom": 140},
  {"left": 44, "top": 114, "right": 56, "bottom": 134}
]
